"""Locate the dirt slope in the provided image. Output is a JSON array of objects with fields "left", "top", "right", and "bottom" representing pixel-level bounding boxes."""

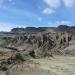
[{"left": 1, "top": 56, "right": 74, "bottom": 75}]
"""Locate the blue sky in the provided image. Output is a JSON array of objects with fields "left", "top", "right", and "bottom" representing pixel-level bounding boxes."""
[{"left": 0, "top": 0, "right": 75, "bottom": 31}]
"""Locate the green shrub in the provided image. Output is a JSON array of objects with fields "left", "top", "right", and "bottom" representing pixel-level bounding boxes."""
[
  {"left": 15, "top": 53, "right": 25, "bottom": 61},
  {"left": 0, "top": 64, "right": 8, "bottom": 71}
]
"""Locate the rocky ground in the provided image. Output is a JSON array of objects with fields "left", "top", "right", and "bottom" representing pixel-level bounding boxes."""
[
  {"left": 0, "top": 56, "right": 75, "bottom": 75},
  {"left": 0, "top": 43, "right": 75, "bottom": 75},
  {"left": 0, "top": 27, "right": 75, "bottom": 75}
]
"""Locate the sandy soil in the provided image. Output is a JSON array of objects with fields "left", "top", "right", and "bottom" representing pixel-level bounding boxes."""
[
  {"left": 0, "top": 56, "right": 74, "bottom": 75},
  {"left": 31, "top": 56, "right": 75, "bottom": 75}
]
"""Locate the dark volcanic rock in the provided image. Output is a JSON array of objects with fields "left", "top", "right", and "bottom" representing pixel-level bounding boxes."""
[
  {"left": 57, "top": 25, "right": 69, "bottom": 31},
  {"left": 11, "top": 27, "right": 56, "bottom": 33}
]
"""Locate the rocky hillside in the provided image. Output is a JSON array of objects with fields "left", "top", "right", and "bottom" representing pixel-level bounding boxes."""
[
  {"left": 0, "top": 25, "right": 75, "bottom": 58},
  {"left": 11, "top": 27, "right": 56, "bottom": 33},
  {"left": 11, "top": 25, "right": 75, "bottom": 33},
  {"left": 0, "top": 26, "right": 74, "bottom": 57},
  {"left": 0, "top": 25, "right": 75, "bottom": 75}
]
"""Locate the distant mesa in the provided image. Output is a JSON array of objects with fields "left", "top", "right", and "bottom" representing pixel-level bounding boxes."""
[
  {"left": 57, "top": 25, "right": 69, "bottom": 31},
  {"left": 11, "top": 25, "right": 75, "bottom": 33},
  {"left": 11, "top": 27, "right": 56, "bottom": 33}
]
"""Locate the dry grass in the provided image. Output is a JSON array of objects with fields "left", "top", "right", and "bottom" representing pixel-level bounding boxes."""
[{"left": 1, "top": 56, "right": 74, "bottom": 75}]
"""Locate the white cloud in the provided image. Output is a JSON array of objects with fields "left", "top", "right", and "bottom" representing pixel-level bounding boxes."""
[
  {"left": 0, "top": 22, "right": 26, "bottom": 31},
  {"left": 43, "top": 0, "right": 61, "bottom": 8},
  {"left": 43, "top": 0, "right": 75, "bottom": 8},
  {"left": 0, "top": 0, "right": 16, "bottom": 8},
  {"left": 55, "top": 21, "right": 72, "bottom": 25},
  {"left": 42, "top": 0, "right": 75, "bottom": 15},
  {"left": 8, "top": 0, "right": 16, "bottom": 4},
  {"left": 0, "top": 23, "right": 15, "bottom": 31},
  {"left": 63, "top": 0, "right": 75, "bottom": 8},
  {"left": 7, "top": 0, "right": 16, "bottom": 5},
  {"left": 47, "top": 21, "right": 72, "bottom": 27},
  {"left": 43, "top": 8, "right": 55, "bottom": 15},
  {"left": 42, "top": 0, "right": 60, "bottom": 15}
]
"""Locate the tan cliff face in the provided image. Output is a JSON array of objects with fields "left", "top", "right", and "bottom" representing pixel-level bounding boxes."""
[
  {"left": 0, "top": 29, "right": 74, "bottom": 58},
  {"left": 0, "top": 32, "right": 55, "bottom": 57},
  {"left": 0, "top": 28, "right": 75, "bottom": 75}
]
